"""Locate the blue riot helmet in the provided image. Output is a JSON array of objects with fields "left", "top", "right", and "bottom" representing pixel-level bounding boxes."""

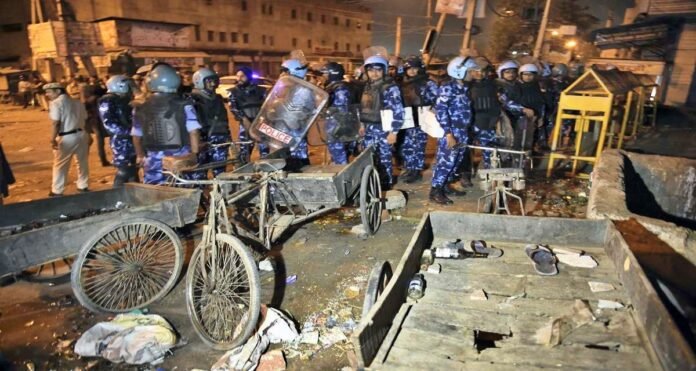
[
  {"left": 281, "top": 58, "right": 308, "bottom": 79},
  {"left": 447, "top": 56, "right": 479, "bottom": 80},
  {"left": 403, "top": 56, "right": 425, "bottom": 72},
  {"left": 364, "top": 55, "right": 388, "bottom": 72},
  {"left": 496, "top": 60, "right": 519, "bottom": 77},
  {"left": 193, "top": 67, "right": 219, "bottom": 90},
  {"left": 106, "top": 75, "right": 131, "bottom": 94},
  {"left": 146, "top": 63, "right": 181, "bottom": 93},
  {"left": 321, "top": 62, "right": 345, "bottom": 83}
]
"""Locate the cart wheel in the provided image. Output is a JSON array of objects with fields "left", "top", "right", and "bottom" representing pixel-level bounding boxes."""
[
  {"left": 22, "top": 257, "right": 74, "bottom": 283},
  {"left": 186, "top": 233, "right": 260, "bottom": 350},
  {"left": 360, "top": 165, "right": 383, "bottom": 235},
  {"left": 361, "top": 261, "right": 393, "bottom": 319},
  {"left": 71, "top": 218, "right": 184, "bottom": 313}
]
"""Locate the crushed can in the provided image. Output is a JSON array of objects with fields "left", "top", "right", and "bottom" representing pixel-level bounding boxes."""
[{"left": 407, "top": 274, "right": 425, "bottom": 300}]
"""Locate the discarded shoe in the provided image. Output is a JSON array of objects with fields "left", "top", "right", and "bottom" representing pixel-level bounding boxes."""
[
  {"left": 525, "top": 244, "right": 558, "bottom": 276},
  {"left": 429, "top": 187, "right": 453, "bottom": 205},
  {"left": 471, "top": 240, "right": 503, "bottom": 258}
]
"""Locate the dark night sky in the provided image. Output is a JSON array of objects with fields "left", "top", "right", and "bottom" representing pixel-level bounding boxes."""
[{"left": 367, "top": 0, "right": 634, "bottom": 58}]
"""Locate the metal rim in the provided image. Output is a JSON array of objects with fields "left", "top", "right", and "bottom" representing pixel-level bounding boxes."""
[
  {"left": 361, "top": 261, "right": 393, "bottom": 320},
  {"left": 186, "top": 233, "right": 260, "bottom": 350},
  {"left": 360, "top": 165, "right": 383, "bottom": 235},
  {"left": 71, "top": 218, "right": 183, "bottom": 313}
]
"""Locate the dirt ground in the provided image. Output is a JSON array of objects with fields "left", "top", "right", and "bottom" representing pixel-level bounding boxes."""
[{"left": 0, "top": 103, "right": 591, "bottom": 370}]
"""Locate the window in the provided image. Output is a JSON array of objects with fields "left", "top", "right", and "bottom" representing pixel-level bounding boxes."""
[
  {"left": 241, "top": 0, "right": 247, "bottom": 11},
  {"left": 219, "top": 32, "right": 226, "bottom": 42},
  {"left": 292, "top": 38, "right": 298, "bottom": 47},
  {"left": 346, "top": 43, "right": 350, "bottom": 51},
  {"left": 269, "top": 5, "right": 273, "bottom": 15},
  {"left": 269, "top": 36, "right": 274, "bottom": 46},
  {"left": 356, "top": 44, "right": 361, "bottom": 52},
  {"left": 333, "top": 17, "right": 339, "bottom": 25},
  {"left": 321, "top": 39, "right": 327, "bottom": 46},
  {"left": 367, "top": 23, "right": 371, "bottom": 31},
  {"left": 334, "top": 42, "right": 339, "bottom": 50},
  {"left": 345, "top": 19, "right": 350, "bottom": 27},
  {"left": 321, "top": 14, "right": 326, "bottom": 24},
  {"left": 243, "top": 33, "right": 249, "bottom": 44},
  {"left": 291, "top": 9, "right": 297, "bottom": 19},
  {"left": 307, "top": 39, "right": 312, "bottom": 49},
  {"left": 194, "top": 25, "right": 201, "bottom": 41},
  {"left": 262, "top": 35, "right": 267, "bottom": 45},
  {"left": 231, "top": 32, "right": 238, "bottom": 43},
  {"left": 261, "top": 4, "right": 266, "bottom": 14},
  {"left": 307, "top": 12, "right": 313, "bottom": 22},
  {"left": 357, "top": 22, "right": 362, "bottom": 29},
  {"left": 208, "top": 30, "right": 214, "bottom": 42}
]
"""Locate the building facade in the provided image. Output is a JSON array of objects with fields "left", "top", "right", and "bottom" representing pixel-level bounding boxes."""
[{"left": 0, "top": 0, "right": 373, "bottom": 78}]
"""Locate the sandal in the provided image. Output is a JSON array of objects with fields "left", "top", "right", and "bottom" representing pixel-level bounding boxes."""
[{"left": 525, "top": 244, "right": 558, "bottom": 276}]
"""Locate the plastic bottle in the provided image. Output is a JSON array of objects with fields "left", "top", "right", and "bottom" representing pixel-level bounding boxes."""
[{"left": 407, "top": 274, "right": 425, "bottom": 299}]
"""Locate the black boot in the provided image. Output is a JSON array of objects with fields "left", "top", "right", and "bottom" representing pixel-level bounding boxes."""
[
  {"left": 430, "top": 187, "right": 453, "bottom": 205},
  {"left": 445, "top": 182, "right": 467, "bottom": 196},
  {"left": 404, "top": 170, "right": 422, "bottom": 184}
]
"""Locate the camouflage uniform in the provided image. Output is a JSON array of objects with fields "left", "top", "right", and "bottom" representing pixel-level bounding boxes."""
[
  {"left": 98, "top": 93, "right": 138, "bottom": 186},
  {"left": 470, "top": 78, "right": 502, "bottom": 169},
  {"left": 131, "top": 103, "right": 201, "bottom": 185},
  {"left": 228, "top": 82, "right": 268, "bottom": 163},
  {"left": 325, "top": 82, "right": 353, "bottom": 165},
  {"left": 190, "top": 89, "right": 232, "bottom": 178},
  {"left": 360, "top": 78, "right": 404, "bottom": 187},
  {"left": 400, "top": 76, "right": 438, "bottom": 171},
  {"left": 431, "top": 80, "right": 472, "bottom": 188}
]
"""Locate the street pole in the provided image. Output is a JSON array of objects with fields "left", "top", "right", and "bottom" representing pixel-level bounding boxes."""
[
  {"left": 395, "top": 16, "right": 402, "bottom": 56},
  {"left": 425, "top": 12, "right": 447, "bottom": 65},
  {"left": 427, "top": 0, "right": 433, "bottom": 27},
  {"left": 461, "top": 0, "right": 477, "bottom": 51},
  {"left": 533, "top": 0, "right": 552, "bottom": 59}
]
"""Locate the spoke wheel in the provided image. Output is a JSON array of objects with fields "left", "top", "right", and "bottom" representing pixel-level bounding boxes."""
[
  {"left": 186, "top": 234, "right": 260, "bottom": 350},
  {"left": 360, "top": 165, "right": 383, "bottom": 235},
  {"left": 361, "top": 261, "right": 393, "bottom": 319},
  {"left": 22, "top": 257, "right": 74, "bottom": 283},
  {"left": 71, "top": 219, "right": 183, "bottom": 313}
]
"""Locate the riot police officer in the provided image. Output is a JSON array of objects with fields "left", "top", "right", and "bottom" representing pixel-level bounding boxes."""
[
  {"left": 497, "top": 60, "right": 535, "bottom": 154},
  {"left": 321, "top": 62, "right": 355, "bottom": 165},
  {"left": 518, "top": 63, "right": 546, "bottom": 152},
  {"left": 98, "top": 75, "right": 138, "bottom": 186},
  {"left": 430, "top": 56, "right": 478, "bottom": 205},
  {"left": 399, "top": 56, "right": 438, "bottom": 183},
  {"left": 190, "top": 67, "right": 231, "bottom": 177},
  {"left": 359, "top": 52, "right": 405, "bottom": 189},
  {"left": 469, "top": 58, "right": 502, "bottom": 169},
  {"left": 280, "top": 58, "right": 311, "bottom": 165},
  {"left": 549, "top": 63, "right": 572, "bottom": 141},
  {"left": 228, "top": 67, "right": 268, "bottom": 164},
  {"left": 131, "top": 63, "right": 201, "bottom": 185}
]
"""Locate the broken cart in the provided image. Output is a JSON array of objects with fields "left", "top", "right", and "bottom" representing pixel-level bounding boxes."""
[
  {"left": 0, "top": 184, "right": 201, "bottom": 313},
  {"left": 353, "top": 211, "right": 695, "bottom": 370}
]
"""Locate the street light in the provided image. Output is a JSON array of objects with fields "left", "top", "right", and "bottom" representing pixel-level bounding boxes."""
[
  {"left": 565, "top": 39, "right": 578, "bottom": 49},
  {"left": 551, "top": 30, "right": 559, "bottom": 37}
]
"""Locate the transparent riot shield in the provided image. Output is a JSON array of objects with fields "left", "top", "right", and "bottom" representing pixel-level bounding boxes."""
[
  {"left": 314, "top": 105, "right": 361, "bottom": 144},
  {"left": 249, "top": 75, "right": 329, "bottom": 151}
]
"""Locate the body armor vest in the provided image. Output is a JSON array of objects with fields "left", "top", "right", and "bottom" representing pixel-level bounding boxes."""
[
  {"left": 192, "top": 90, "right": 230, "bottom": 136},
  {"left": 400, "top": 75, "right": 428, "bottom": 107},
  {"left": 134, "top": 94, "right": 189, "bottom": 151},
  {"left": 470, "top": 79, "right": 501, "bottom": 118},
  {"left": 231, "top": 83, "right": 266, "bottom": 120},
  {"left": 519, "top": 81, "right": 546, "bottom": 114},
  {"left": 326, "top": 81, "right": 347, "bottom": 106},
  {"left": 359, "top": 79, "right": 392, "bottom": 124}
]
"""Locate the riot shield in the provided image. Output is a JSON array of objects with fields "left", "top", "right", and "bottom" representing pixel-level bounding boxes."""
[
  {"left": 249, "top": 75, "right": 329, "bottom": 151},
  {"left": 314, "top": 105, "right": 361, "bottom": 143}
]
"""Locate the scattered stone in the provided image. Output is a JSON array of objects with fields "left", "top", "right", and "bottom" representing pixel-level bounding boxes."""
[
  {"left": 24, "top": 320, "right": 34, "bottom": 327},
  {"left": 17, "top": 147, "right": 33, "bottom": 153},
  {"left": 588, "top": 281, "right": 615, "bottom": 293},
  {"left": 384, "top": 190, "right": 407, "bottom": 210},
  {"left": 285, "top": 275, "right": 297, "bottom": 285},
  {"left": 426, "top": 263, "right": 441, "bottom": 274},
  {"left": 344, "top": 286, "right": 360, "bottom": 299},
  {"left": 320, "top": 327, "right": 347, "bottom": 348},
  {"left": 257, "top": 349, "right": 286, "bottom": 371},
  {"left": 25, "top": 361, "right": 35, "bottom": 371},
  {"left": 299, "top": 331, "right": 319, "bottom": 345},
  {"left": 598, "top": 300, "right": 624, "bottom": 309},
  {"left": 259, "top": 259, "right": 274, "bottom": 272},
  {"left": 350, "top": 224, "right": 368, "bottom": 240},
  {"left": 470, "top": 289, "right": 488, "bottom": 301}
]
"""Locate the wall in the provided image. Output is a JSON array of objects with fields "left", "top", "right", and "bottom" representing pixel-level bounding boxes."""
[
  {"left": 0, "top": 0, "right": 32, "bottom": 67},
  {"left": 665, "top": 23, "right": 696, "bottom": 106}
]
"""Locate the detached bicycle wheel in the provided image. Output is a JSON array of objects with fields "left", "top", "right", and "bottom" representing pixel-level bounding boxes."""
[
  {"left": 71, "top": 218, "right": 183, "bottom": 313},
  {"left": 360, "top": 165, "right": 383, "bottom": 235},
  {"left": 186, "top": 233, "right": 260, "bottom": 350}
]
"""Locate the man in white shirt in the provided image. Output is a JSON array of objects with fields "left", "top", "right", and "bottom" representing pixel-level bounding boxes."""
[
  {"left": 18, "top": 75, "right": 32, "bottom": 109},
  {"left": 44, "top": 82, "right": 91, "bottom": 197}
]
